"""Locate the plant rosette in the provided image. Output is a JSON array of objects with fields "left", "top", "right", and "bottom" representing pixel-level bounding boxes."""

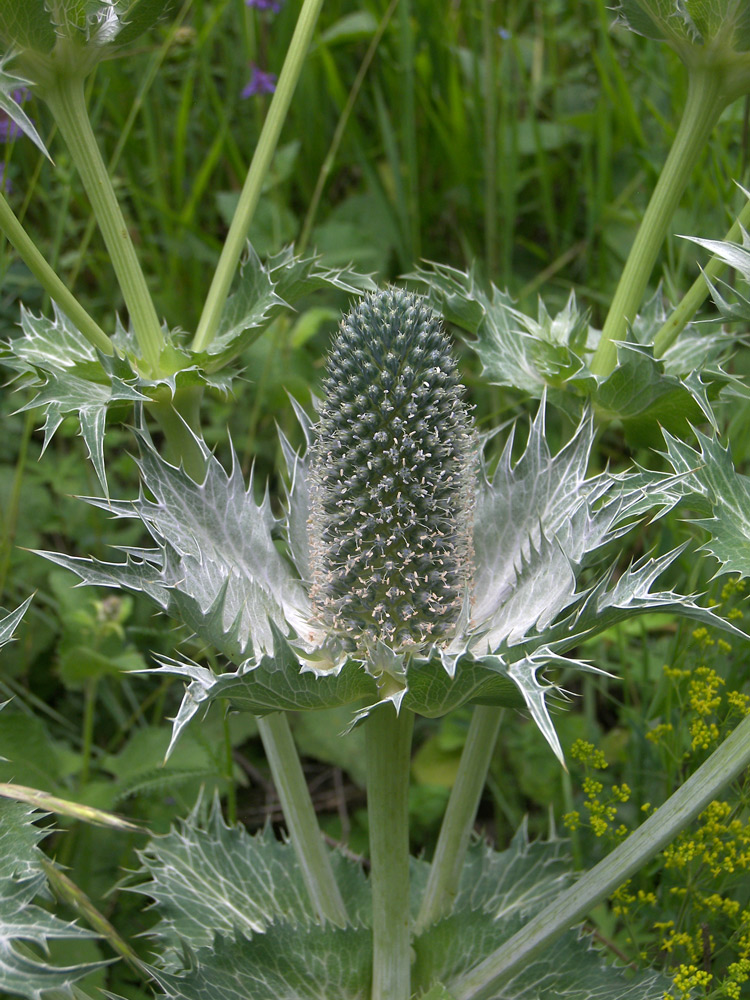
[{"left": 41, "top": 288, "right": 744, "bottom": 763}]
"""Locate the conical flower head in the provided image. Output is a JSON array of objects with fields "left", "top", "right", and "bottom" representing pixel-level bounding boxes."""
[{"left": 308, "top": 288, "right": 475, "bottom": 652}]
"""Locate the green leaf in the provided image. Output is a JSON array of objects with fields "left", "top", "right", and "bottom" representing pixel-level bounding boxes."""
[
  {"left": 199, "top": 244, "right": 375, "bottom": 372},
  {"left": 134, "top": 799, "right": 369, "bottom": 958},
  {"left": 0, "top": 799, "right": 107, "bottom": 999},
  {"left": 152, "top": 926, "right": 373, "bottom": 1000},
  {"left": 409, "top": 262, "right": 595, "bottom": 396},
  {"left": 135, "top": 799, "right": 373, "bottom": 997},
  {"left": 412, "top": 827, "right": 673, "bottom": 999},
  {"left": 596, "top": 340, "right": 709, "bottom": 443},
  {"left": 136, "top": 808, "right": 671, "bottom": 1000},
  {"left": 3, "top": 305, "right": 148, "bottom": 492},
  {"left": 113, "top": 0, "right": 178, "bottom": 46},
  {"left": 662, "top": 429, "right": 750, "bottom": 576},
  {"left": 152, "top": 636, "right": 377, "bottom": 755}
]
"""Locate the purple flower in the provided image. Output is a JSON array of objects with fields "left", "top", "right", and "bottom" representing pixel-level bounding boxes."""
[
  {"left": 0, "top": 88, "right": 31, "bottom": 143},
  {"left": 246, "top": 0, "right": 282, "bottom": 11},
  {"left": 241, "top": 64, "right": 277, "bottom": 98}
]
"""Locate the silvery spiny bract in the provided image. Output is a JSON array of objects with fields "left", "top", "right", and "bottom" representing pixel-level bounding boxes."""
[
  {"left": 308, "top": 289, "right": 475, "bottom": 652},
  {"left": 43, "top": 288, "right": 743, "bottom": 762}
]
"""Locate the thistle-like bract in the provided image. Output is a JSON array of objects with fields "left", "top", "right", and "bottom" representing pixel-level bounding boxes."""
[{"left": 308, "top": 288, "right": 475, "bottom": 652}]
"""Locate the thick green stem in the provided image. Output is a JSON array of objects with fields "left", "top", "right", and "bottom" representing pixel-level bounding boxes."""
[
  {"left": 591, "top": 68, "right": 726, "bottom": 375},
  {"left": 0, "top": 193, "right": 111, "bottom": 353},
  {"left": 41, "top": 74, "right": 163, "bottom": 374},
  {"left": 415, "top": 705, "right": 503, "bottom": 934},
  {"left": 366, "top": 703, "right": 414, "bottom": 1000},
  {"left": 257, "top": 712, "right": 348, "bottom": 927},
  {"left": 147, "top": 392, "right": 207, "bottom": 483},
  {"left": 653, "top": 193, "right": 750, "bottom": 356},
  {"left": 191, "top": 0, "right": 325, "bottom": 353},
  {"left": 452, "top": 711, "right": 750, "bottom": 1000}
]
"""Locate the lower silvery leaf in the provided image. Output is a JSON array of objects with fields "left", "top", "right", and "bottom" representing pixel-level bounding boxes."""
[
  {"left": 41, "top": 288, "right": 743, "bottom": 762},
  {"left": 134, "top": 804, "right": 673, "bottom": 1000},
  {"left": 0, "top": 799, "right": 107, "bottom": 999}
]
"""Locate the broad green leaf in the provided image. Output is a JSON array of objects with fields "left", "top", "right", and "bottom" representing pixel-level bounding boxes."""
[
  {"left": 596, "top": 340, "right": 710, "bottom": 442},
  {"left": 112, "top": 0, "right": 178, "bottom": 47},
  {"left": 412, "top": 826, "right": 673, "bottom": 999},
  {"left": 199, "top": 244, "right": 375, "bottom": 372},
  {"left": 152, "top": 637, "right": 376, "bottom": 755},
  {"left": 134, "top": 799, "right": 370, "bottom": 961},
  {"left": 0, "top": 1, "right": 54, "bottom": 52},
  {"left": 151, "top": 926, "right": 372, "bottom": 1000},
  {"left": 409, "top": 262, "right": 723, "bottom": 437},
  {"left": 0, "top": 799, "right": 106, "bottom": 999},
  {"left": 408, "top": 262, "right": 595, "bottom": 396},
  {"left": 137, "top": 807, "right": 670, "bottom": 1000}
]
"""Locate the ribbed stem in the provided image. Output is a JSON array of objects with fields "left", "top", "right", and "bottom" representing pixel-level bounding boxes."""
[
  {"left": 191, "top": 0, "right": 325, "bottom": 352},
  {"left": 453, "top": 711, "right": 750, "bottom": 999},
  {"left": 0, "top": 192, "right": 111, "bottom": 353},
  {"left": 591, "top": 68, "right": 726, "bottom": 375},
  {"left": 653, "top": 193, "right": 750, "bottom": 356},
  {"left": 366, "top": 703, "right": 414, "bottom": 1000},
  {"left": 415, "top": 705, "right": 503, "bottom": 933},
  {"left": 258, "top": 712, "right": 348, "bottom": 927},
  {"left": 42, "top": 74, "right": 163, "bottom": 373}
]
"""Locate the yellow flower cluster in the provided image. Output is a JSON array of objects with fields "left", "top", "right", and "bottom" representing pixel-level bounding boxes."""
[
  {"left": 563, "top": 743, "right": 630, "bottom": 840},
  {"left": 663, "top": 799, "right": 750, "bottom": 878}
]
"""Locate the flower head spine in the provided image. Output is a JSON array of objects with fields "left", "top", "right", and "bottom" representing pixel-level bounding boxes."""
[{"left": 308, "top": 288, "right": 476, "bottom": 653}]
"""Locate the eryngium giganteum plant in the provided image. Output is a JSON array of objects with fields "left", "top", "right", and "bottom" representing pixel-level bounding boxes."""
[{"left": 43, "top": 287, "right": 740, "bottom": 762}]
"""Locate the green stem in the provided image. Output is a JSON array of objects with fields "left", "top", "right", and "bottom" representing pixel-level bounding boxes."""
[
  {"left": 147, "top": 391, "right": 207, "bottom": 483},
  {"left": 41, "top": 74, "right": 163, "bottom": 374},
  {"left": 366, "top": 703, "right": 414, "bottom": 1000},
  {"left": 415, "top": 705, "right": 503, "bottom": 934},
  {"left": 591, "top": 67, "right": 726, "bottom": 375},
  {"left": 257, "top": 712, "right": 348, "bottom": 927},
  {"left": 452, "top": 711, "right": 750, "bottom": 1000},
  {"left": 653, "top": 193, "right": 750, "bottom": 356},
  {"left": 191, "top": 0, "right": 325, "bottom": 353},
  {"left": 0, "top": 192, "right": 111, "bottom": 353}
]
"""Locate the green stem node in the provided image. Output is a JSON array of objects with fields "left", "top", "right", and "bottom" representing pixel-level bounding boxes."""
[
  {"left": 591, "top": 68, "right": 726, "bottom": 375},
  {"left": 257, "top": 713, "right": 348, "bottom": 928},
  {"left": 366, "top": 703, "right": 414, "bottom": 1000},
  {"left": 41, "top": 74, "right": 163, "bottom": 374}
]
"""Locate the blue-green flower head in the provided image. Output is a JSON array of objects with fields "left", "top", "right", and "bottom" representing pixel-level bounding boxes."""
[{"left": 308, "top": 288, "right": 476, "bottom": 653}]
